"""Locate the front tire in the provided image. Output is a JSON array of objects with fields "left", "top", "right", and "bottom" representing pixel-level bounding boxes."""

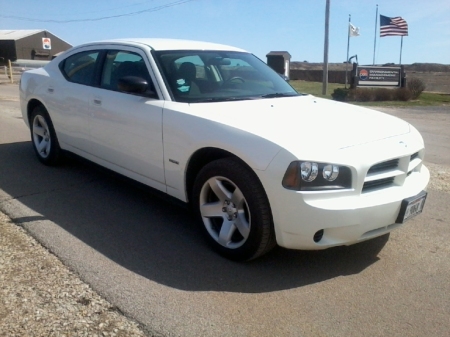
[
  {"left": 193, "top": 158, "right": 276, "bottom": 261},
  {"left": 30, "top": 106, "right": 62, "bottom": 165}
]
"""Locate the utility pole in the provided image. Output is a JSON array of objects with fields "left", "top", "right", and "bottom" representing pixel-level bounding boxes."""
[
  {"left": 322, "top": 0, "right": 330, "bottom": 95},
  {"left": 345, "top": 14, "right": 351, "bottom": 89},
  {"left": 373, "top": 4, "right": 378, "bottom": 65}
]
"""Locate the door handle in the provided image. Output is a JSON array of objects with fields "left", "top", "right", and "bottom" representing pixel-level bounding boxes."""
[{"left": 93, "top": 99, "right": 102, "bottom": 105}]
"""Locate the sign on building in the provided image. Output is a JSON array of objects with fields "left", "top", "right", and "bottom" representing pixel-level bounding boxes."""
[
  {"left": 42, "top": 38, "right": 51, "bottom": 50},
  {"left": 356, "top": 66, "right": 402, "bottom": 87}
]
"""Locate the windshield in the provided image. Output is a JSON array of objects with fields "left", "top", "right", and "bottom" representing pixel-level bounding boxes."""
[{"left": 153, "top": 50, "right": 298, "bottom": 103}]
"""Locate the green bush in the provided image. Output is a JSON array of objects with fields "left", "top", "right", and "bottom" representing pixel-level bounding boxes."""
[
  {"left": 407, "top": 77, "right": 426, "bottom": 99},
  {"left": 333, "top": 86, "right": 417, "bottom": 103},
  {"left": 373, "top": 88, "right": 393, "bottom": 101},
  {"left": 351, "top": 88, "right": 373, "bottom": 102},
  {"left": 393, "top": 88, "right": 413, "bottom": 101},
  {"left": 331, "top": 88, "right": 350, "bottom": 101}
]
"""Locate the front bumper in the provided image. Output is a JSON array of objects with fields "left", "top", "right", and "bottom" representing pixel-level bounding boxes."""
[
  {"left": 280, "top": 176, "right": 429, "bottom": 250},
  {"left": 258, "top": 139, "right": 430, "bottom": 250}
]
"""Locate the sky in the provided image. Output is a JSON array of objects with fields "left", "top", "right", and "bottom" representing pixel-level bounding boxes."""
[{"left": 1, "top": 0, "right": 449, "bottom": 65}]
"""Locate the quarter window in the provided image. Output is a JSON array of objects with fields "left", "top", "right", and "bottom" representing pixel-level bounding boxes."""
[{"left": 60, "top": 51, "right": 99, "bottom": 86}]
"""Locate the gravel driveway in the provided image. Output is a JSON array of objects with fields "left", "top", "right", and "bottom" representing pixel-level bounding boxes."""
[{"left": 0, "top": 211, "right": 149, "bottom": 337}]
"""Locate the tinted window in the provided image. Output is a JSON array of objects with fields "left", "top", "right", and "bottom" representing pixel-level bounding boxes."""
[
  {"left": 60, "top": 51, "right": 99, "bottom": 86},
  {"left": 174, "top": 55, "right": 207, "bottom": 79},
  {"left": 154, "top": 50, "right": 298, "bottom": 103},
  {"left": 101, "top": 50, "right": 154, "bottom": 94}
]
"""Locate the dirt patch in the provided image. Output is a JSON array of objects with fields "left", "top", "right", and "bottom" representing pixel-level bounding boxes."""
[
  {"left": 426, "top": 162, "right": 450, "bottom": 193},
  {"left": 0, "top": 212, "right": 148, "bottom": 337},
  {"left": 406, "top": 72, "right": 450, "bottom": 94}
]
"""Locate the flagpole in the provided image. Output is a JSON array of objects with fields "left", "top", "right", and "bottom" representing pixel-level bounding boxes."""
[
  {"left": 345, "top": 14, "right": 351, "bottom": 88},
  {"left": 373, "top": 4, "right": 378, "bottom": 65},
  {"left": 399, "top": 36, "right": 403, "bottom": 65},
  {"left": 322, "top": 0, "right": 330, "bottom": 95}
]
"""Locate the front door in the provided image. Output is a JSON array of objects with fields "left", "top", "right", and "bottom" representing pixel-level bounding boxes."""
[{"left": 88, "top": 48, "right": 165, "bottom": 190}]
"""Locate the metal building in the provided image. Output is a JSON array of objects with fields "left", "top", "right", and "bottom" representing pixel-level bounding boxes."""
[
  {"left": 266, "top": 51, "right": 291, "bottom": 79},
  {"left": 0, "top": 30, "right": 72, "bottom": 65}
]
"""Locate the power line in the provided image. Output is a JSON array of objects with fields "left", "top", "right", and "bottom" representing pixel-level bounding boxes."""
[
  {"left": 54, "top": 0, "right": 163, "bottom": 17},
  {"left": 0, "top": 0, "right": 195, "bottom": 23}
]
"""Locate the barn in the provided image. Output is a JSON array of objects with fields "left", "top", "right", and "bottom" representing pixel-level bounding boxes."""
[{"left": 0, "top": 30, "right": 72, "bottom": 65}]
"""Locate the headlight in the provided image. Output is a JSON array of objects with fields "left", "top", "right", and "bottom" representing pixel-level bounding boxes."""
[
  {"left": 282, "top": 161, "right": 352, "bottom": 191},
  {"left": 323, "top": 164, "right": 339, "bottom": 181},
  {"left": 300, "top": 162, "right": 318, "bottom": 182}
]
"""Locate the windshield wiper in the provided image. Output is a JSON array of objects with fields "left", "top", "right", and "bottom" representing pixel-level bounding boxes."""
[
  {"left": 192, "top": 96, "right": 258, "bottom": 103},
  {"left": 260, "top": 93, "right": 299, "bottom": 98}
]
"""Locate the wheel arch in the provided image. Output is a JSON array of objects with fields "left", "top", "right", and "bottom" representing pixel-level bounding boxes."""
[
  {"left": 188, "top": 150, "right": 277, "bottom": 260},
  {"left": 26, "top": 99, "right": 47, "bottom": 124},
  {"left": 185, "top": 147, "right": 261, "bottom": 205}
]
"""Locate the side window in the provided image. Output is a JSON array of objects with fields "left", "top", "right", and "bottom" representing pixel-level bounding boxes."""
[
  {"left": 100, "top": 50, "right": 154, "bottom": 94},
  {"left": 60, "top": 51, "right": 99, "bottom": 86}
]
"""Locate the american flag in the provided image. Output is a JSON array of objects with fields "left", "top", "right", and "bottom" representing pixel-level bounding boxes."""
[{"left": 380, "top": 15, "right": 408, "bottom": 37}]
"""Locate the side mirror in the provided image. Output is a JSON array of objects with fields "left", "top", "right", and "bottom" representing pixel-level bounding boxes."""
[
  {"left": 117, "top": 76, "right": 158, "bottom": 98},
  {"left": 118, "top": 76, "right": 148, "bottom": 93}
]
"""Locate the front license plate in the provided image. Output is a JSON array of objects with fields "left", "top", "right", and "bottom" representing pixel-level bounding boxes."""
[{"left": 395, "top": 191, "right": 427, "bottom": 224}]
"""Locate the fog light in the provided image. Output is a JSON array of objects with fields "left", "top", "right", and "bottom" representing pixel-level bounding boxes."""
[
  {"left": 313, "top": 229, "right": 324, "bottom": 243},
  {"left": 301, "top": 162, "right": 318, "bottom": 182}
]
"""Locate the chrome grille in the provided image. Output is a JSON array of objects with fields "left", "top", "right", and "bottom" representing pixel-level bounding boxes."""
[
  {"left": 363, "top": 177, "right": 395, "bottom": 192},
  {"left": 367, "top": 159, "right": 399, "bottom": 174},
  {"left": 362, "top": 152, "right": 423, "bottom": 193}
]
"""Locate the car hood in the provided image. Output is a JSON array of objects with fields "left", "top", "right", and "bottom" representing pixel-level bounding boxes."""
[{"left": 187, "top": 95, "right": 410, "bottom": 157}]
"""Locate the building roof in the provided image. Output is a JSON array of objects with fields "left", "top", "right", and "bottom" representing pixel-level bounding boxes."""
[
  {"left": 0, "top": 30, "right": 44, "bottom": 40},
  {"left": 266, "top": 51, "right": 292, "bottom": 58}
]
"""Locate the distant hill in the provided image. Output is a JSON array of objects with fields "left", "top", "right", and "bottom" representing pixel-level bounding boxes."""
[
  {"left": 406, "top": 63, "right": 450, "bottom": 72},
  {"left": 291, "top": 62, "right": 450, "bottom": 72}
]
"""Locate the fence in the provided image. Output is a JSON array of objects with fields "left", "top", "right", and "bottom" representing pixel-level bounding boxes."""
[
  {"left": 1, "top": 59, "right": 49, "bottom": 83},
  {"left": 289, "top": 69, "right": 348, "bottom": 84}
]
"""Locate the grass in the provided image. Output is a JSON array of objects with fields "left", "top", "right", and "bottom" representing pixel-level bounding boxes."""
[
  {"left": 289, "top": 80, "right": 342, "bottom": 98},
  {"left": 289, "top": 80, "right": 450, "bottom": 107}
]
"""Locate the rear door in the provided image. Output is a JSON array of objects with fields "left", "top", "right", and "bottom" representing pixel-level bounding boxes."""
[{"left": 54, "top": 50, "right": 101, "bottom": 152}]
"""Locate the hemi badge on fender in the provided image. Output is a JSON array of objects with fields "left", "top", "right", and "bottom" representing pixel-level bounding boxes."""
[{"left": 169, "top": 159, "right": 179, "bottom": 165}]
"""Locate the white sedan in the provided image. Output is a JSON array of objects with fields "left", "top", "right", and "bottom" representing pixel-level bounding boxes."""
[{"left": 20, "top": 38, "right": 429, "bottom": 261}]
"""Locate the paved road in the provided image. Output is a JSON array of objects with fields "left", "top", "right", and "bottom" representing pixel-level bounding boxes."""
[
  {"left": 376, "top": 106, "right": 450, "bottom": 166},
  {"left": 1, "top": 83, "right": 449, "bottom": 336}
]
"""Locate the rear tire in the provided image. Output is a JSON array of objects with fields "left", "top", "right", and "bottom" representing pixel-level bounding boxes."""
[
  {"left": 192, "top": 158, "right": 276, "bottom": 261},
  {"left": 30, "top": 106, "right": 62, "bottom": 165}
]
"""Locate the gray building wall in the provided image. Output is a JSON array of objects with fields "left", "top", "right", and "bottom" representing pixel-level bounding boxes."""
[
  {"left": 0, "top": 40, "right": 16, "bottom": 62},
  {"left": 14, "top": 31, "right": 72, "bottom": 60}
]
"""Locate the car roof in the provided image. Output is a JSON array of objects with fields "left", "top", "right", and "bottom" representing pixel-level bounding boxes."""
[{"left": 80, "top": 38, "right": 247, "bottom": 52}]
